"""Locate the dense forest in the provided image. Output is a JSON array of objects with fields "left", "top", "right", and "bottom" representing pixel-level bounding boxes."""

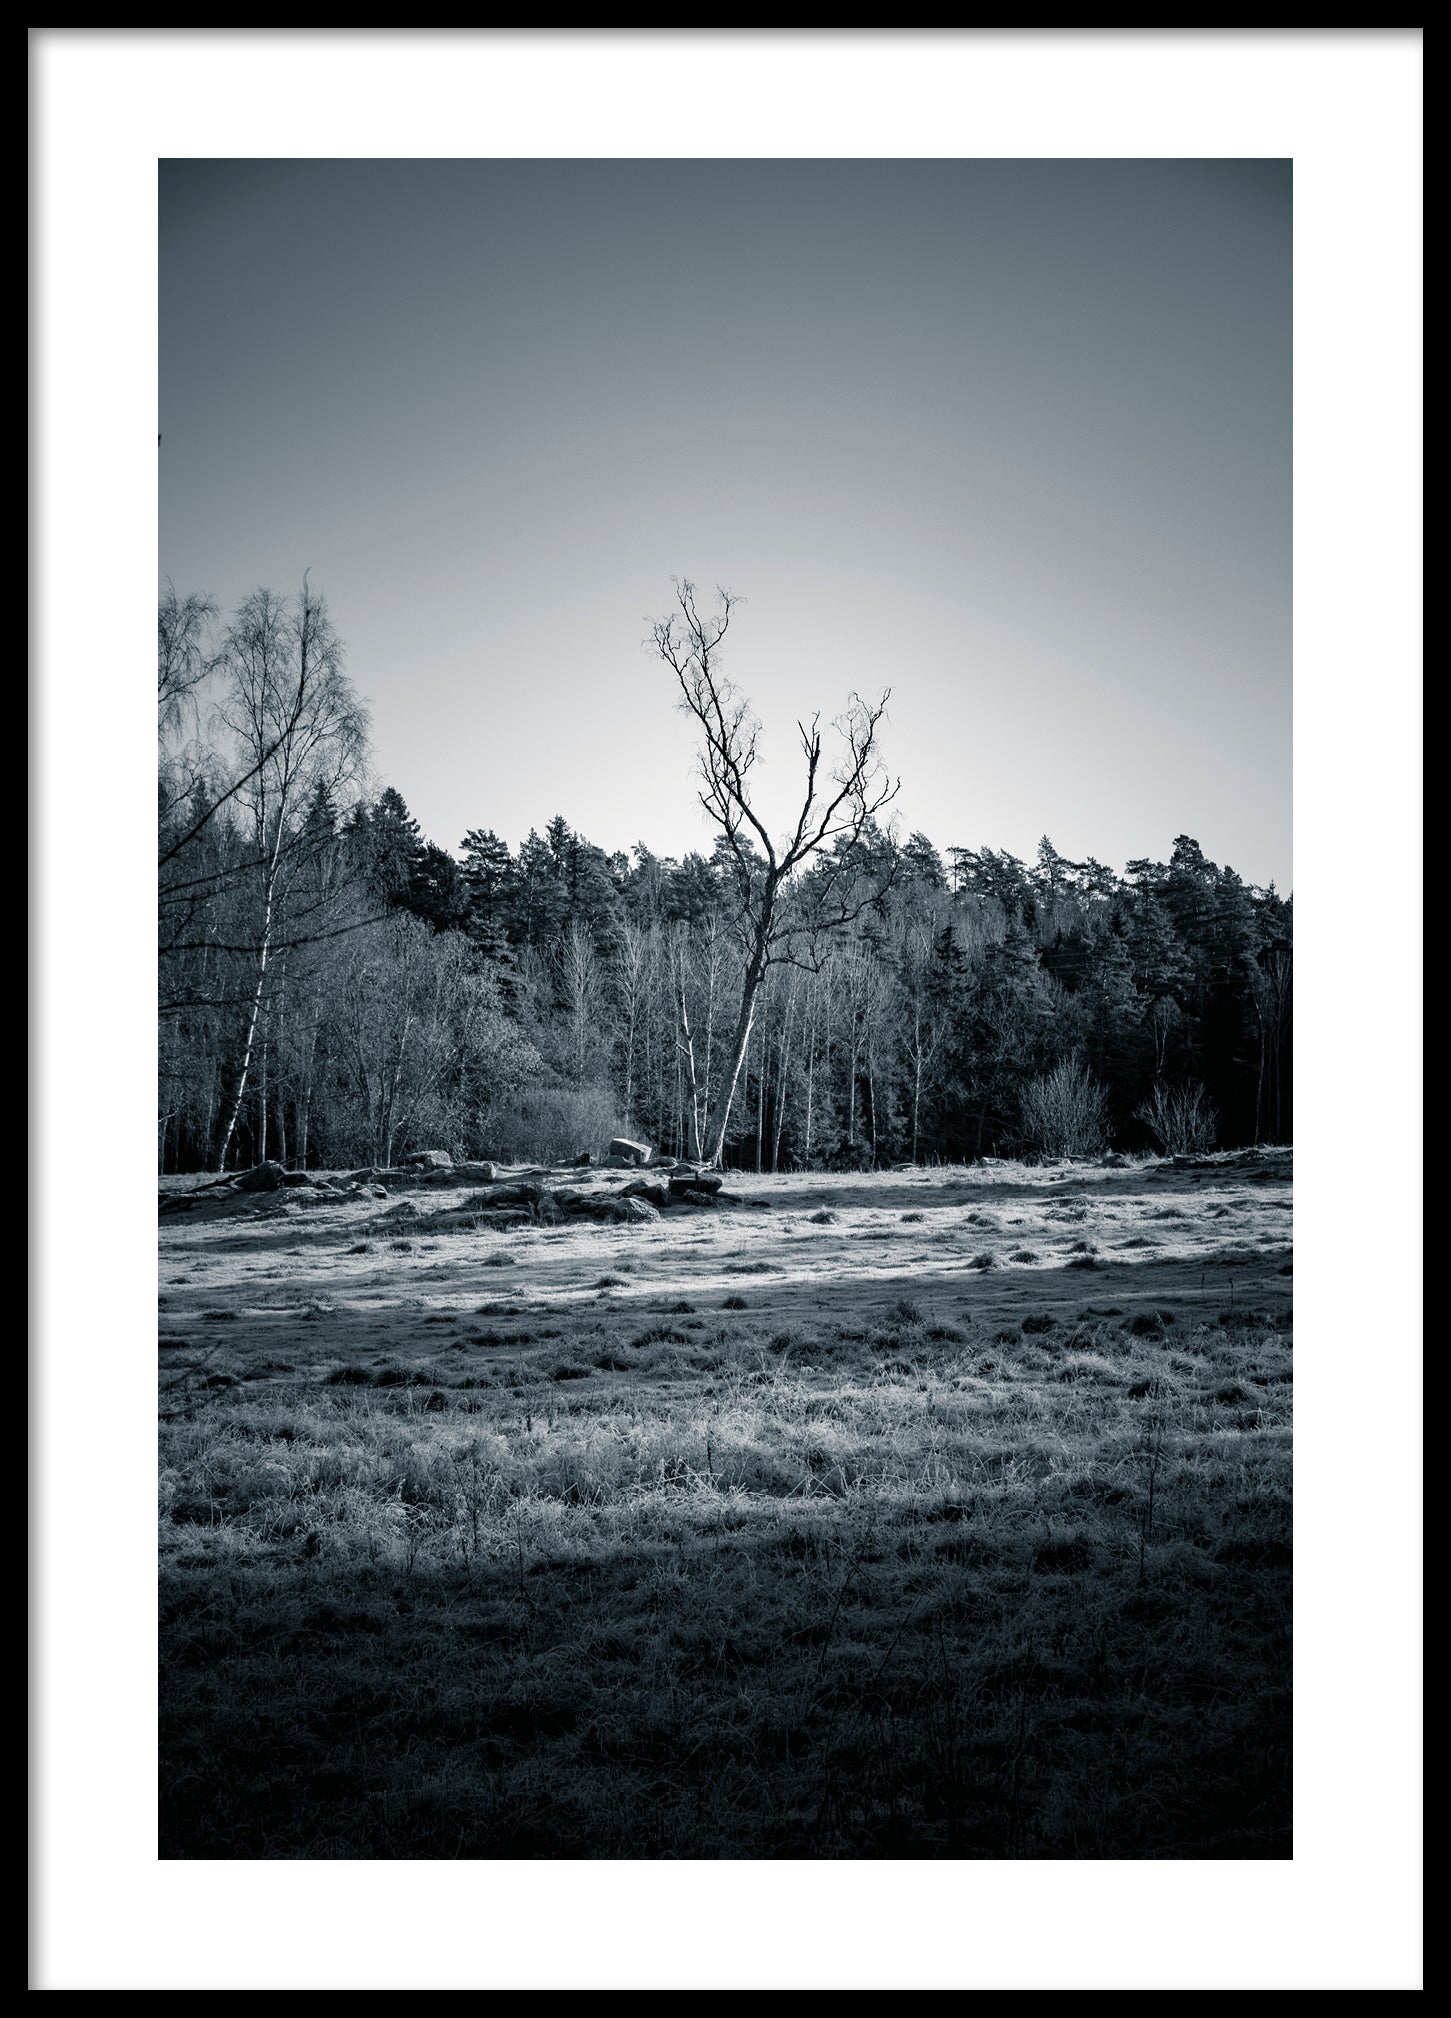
[{"left": 159, "top": 582, "right": 1292, "bottom": 1175}]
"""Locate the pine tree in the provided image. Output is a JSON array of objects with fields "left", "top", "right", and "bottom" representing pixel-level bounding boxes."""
[
  {"left": 460, "top": 827, "right": 517, "bottom": 965},
  {"left": 508, "top": 828, "right": 569, "bottom": 949},
  {"left": 369, "top": 787, "right": 424, "bottom": 904},
  {"left": 920, "top": 925, "right": 974, "bottom": 1156},
  {"left": 1080, "top": 922, "right": 1145, "bottom": 1097},
  {"left": 1035, "top": 835, "right": 1084, "bottom": 904},
  {"left": 405, "top": 842, "right": 471, "bottom": 933},
  {"left": 666, "top": 852, "right": 720, "bottom": 925},
  {"left": 902, "top": 831, "right": 947, "bottom": 889},
  {"left": 963, "top": 920, "right": 1056, "bottom": 1155}
]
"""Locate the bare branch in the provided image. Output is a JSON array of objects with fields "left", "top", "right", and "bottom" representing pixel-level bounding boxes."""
[{"left": 646, "top": 578, "right": 900, "bottom": 1164}]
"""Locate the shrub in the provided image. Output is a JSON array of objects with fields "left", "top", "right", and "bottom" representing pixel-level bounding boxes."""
[
  {"left": 479, "top": 1082, "right": 628, "bottom": 1166},
  {"left": 1019, "top": 1058, "right": 1111, "bottom": 1158},
  {"left": 1135, "top": 1079, "right": 1218, "bottom": 1156}
]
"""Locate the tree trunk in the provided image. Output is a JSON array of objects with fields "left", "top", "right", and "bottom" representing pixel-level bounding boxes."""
[
  {"left": 771, "top": 980, "right": 797, "bottom": 1173},
  {"left": 754, "top": 999, "right": 767, "bottom": 1174},
  {"left": 217, "top": 937, "right": 270, "bottom": 1171},
  {"left": 803, "top": 980, "right": 817, "bottom": 1166},
  {"left": 624, "top": 993, "right": 637, "bottom": 1120},
  {"left": 911, "top": 1041, "right": 922, "bottom": 1164},
  {"left": 257, "top": 1021, "right": 269, "bottom": 1165},
  {"left": 677, "top": 962, "right": 706, "bottom": 1162},
  {"left": 704, "top": 942, "right": 769, "bottom": 1168}
]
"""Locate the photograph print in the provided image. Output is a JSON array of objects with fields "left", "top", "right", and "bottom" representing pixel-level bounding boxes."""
[{"left": 157, "top": 157, "right": 1293, "bottom": 1861}]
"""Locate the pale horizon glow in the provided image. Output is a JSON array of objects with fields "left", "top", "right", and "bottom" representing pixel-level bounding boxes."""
[{"left": 161, "top": 158, "right": 1291, "bottom": 890}]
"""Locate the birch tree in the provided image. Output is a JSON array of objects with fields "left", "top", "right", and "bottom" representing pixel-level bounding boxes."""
[
  {"left": 212, "top": 580, "right": 368, "bottom": 1170},
  {"left": 649, "top": 579, "right": 898, "bottom": 1166}
]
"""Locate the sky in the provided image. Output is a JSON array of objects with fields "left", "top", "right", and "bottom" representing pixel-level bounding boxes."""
[{"left": 159, "top": 158, "right": 1291, "bottom": 891}]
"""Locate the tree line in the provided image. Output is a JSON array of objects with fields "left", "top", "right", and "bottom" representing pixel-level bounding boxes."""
[{"left": 159, "top": 579, "right": 1292, "bottom": 1174}]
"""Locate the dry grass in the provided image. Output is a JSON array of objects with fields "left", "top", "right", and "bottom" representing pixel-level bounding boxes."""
[{"left": 160, "top": 1297, "right": 1290, "bottom": 1859}]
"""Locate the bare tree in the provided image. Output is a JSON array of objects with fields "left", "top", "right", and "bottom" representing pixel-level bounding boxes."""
[
  {"left": 157, "top": 582, "right": 219, "bottom": 745},
  {"left": 212, "top": 580, "right": 368, "bottom": 1170},
  {"left": 611, "top": 917, "right": 647, "bottom": 1121},
  {"left": 558, "top": 918, "right": 601, "bottom": 1086},
  {"left": 898, "top": 920, "right": 945, "bottom": 1165},
  {"left": 649, "top": 579, "right": 898, "bottom": 1165}
]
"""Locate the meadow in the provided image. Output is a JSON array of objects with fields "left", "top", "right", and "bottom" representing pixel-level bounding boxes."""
[{"left": 159, "top": 1152, "right": 1291, "bottom": 1859}]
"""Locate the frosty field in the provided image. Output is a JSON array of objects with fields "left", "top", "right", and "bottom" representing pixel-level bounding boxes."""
[{"left": 158, "top": 1150, "right": 1292, "bottom": 1860}]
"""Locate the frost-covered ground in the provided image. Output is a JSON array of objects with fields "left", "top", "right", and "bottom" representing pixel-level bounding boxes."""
[
  {"left": 159, "top": 1151, "right": 1292, "bottom": 1861},
  {"left": 159, "top": 1151, "right": 1292, "bottom": 1363}
]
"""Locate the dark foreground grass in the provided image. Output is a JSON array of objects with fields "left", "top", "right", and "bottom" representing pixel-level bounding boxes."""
[{"left": 160, "top": 1306, "right": 1290, "bottom": 1859}]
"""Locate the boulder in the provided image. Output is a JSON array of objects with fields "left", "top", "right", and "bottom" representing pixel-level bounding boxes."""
[
  {"left": 555, "top": 1188, "right": 602, "bottom": 1214},
  {"left": 607, "top": 1137, "right": 653, "bottom": 1166},
  {"left": 647, "top": 1153, "right": 678, "bottom": 1169},
  {"left": 623, "top": 1179, "right": 670, "bottom": 1208},
  {"left": 235, "top": 1161, "right": 286, "bottom": 1192},
  {"left": 614, "top": 1195, "right": 661, "bottom": 1223},
  {"left": 669, "top": 1171, "right": 723, "bottom": 1198},
  {"left": 402, "top": 1149, "right": 454, "bottom": 1170},
  {"left": 602, "top": 1155, "right": 634, "bottom": 1169},
  {"left": 280, "top": 1170, "right": 317, "bottom": 1187}
]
